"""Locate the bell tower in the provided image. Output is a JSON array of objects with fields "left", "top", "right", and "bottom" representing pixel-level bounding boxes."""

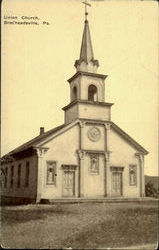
[{"left": 62, "top": 1, "right": 113, "bottom": 124}]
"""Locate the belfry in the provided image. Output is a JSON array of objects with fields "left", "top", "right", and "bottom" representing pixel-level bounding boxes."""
[{"left": 1, "top": 2, "right": 148, "bottom": 204}]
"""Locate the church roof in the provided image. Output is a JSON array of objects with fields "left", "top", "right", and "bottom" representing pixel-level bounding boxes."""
[
  {"left": 4, "top": 124, "right": 66, "bottom": 157},
  {"left": 2, "top": 119, "right": 148, "bottom": 160},
  {"left": 110, "top": 122, "right": 149, "bottom": 155}
]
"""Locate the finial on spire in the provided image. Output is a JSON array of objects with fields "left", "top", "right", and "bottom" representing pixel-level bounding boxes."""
[{"left": 82, "top": 0, "right": 91, "bottom": 21}]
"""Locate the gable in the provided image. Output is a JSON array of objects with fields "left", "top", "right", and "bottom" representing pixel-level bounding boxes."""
[
  {"left": 35, "top": 121, "right": 79, "bottom": 148},
  {"left": 110, "top": 127, "right": 137, "bottom": 156},
  {"left": 110, "top": 122, "right": 148, "bottom": 155},
  {"left": 39, "top": 124, "right": 79, "bottom": 162}
]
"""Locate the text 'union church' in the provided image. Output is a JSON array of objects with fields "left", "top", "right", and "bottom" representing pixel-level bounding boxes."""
[{"left": 1, "top": 10, "right": 148, "bottom": 204}]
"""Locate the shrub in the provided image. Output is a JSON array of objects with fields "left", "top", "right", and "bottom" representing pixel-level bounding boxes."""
[{"left": 145, "top": 182, "right": 158, "bottom": 198}]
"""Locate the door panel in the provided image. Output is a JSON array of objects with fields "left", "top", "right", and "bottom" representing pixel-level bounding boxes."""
[
  {"left": 111, "top": 172, "right": 122, "bottom": 196},
  {"left": 63, "top": 171, "right": 75, "bottom": 197}
]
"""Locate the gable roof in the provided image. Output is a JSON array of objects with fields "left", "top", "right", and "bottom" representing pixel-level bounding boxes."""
[
  {"left": 110, "top": 121, "right": 149, "bottom": 155},
  {"left": 2, "top": 119, "right": 148, "bottom": 159},
  {"left": 4, "top": 124, "right": 66, "bottom": 157}
]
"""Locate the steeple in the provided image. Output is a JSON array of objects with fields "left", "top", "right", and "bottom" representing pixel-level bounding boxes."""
[
  {"left": 62, "top": 1, "right": 113, "bottom": 125},
  {"left": 74, "top": 2, "right": 99, "bottom": 73}
]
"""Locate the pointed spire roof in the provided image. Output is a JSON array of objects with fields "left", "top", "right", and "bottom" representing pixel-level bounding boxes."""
[
  {"left": 75, "top": 20, "right": 99, "bottom": 72},
  {"left": 80, "top": 20, "right": 94, "bottom": 63}
]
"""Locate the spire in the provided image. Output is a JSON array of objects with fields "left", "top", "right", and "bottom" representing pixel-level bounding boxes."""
[
  {"left": 74, "top": 1, "right": 99, "bottom": 73},
  {"left": 79, "top": 20, "right": 94, "bottom": 63}
]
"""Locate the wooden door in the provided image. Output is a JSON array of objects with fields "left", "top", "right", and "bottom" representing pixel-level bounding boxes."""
[
  {"left": 63, "top": 171, "right": 75, "bottom": 197},
  {"left": 111, "top": 172, "right": 122, "bottom": 196}
]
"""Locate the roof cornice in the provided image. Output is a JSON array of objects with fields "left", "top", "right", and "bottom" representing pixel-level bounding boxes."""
[
  {"left": 62, "top": 99, "right": 114, "bottom": 111},
  {"left": 67, "top": 71, "right": 107, "bottom": 83}
]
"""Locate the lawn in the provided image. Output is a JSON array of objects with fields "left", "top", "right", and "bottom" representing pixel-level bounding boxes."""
[{"left": 1, "top": 201, "right": 158, "bottom": 249}]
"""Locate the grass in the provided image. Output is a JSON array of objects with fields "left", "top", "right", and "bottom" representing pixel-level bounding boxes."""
[{"left": 1, "top": 201, "right": 158, "bottom": 249}]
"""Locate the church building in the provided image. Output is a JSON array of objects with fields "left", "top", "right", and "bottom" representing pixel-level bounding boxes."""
[{"left": 1, "top": 7, "right": 148, "bottom": 204}]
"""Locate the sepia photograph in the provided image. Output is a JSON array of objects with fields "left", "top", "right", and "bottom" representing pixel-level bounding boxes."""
[{"left": 1, "top": 0, "right": 158, "bottom": 249}]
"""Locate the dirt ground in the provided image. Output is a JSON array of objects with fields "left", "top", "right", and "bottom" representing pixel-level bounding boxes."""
[{"left": 1, "top": 201, "right": 158, "bottom": 249}]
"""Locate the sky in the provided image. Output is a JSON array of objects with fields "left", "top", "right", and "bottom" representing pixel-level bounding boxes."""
[{"left": 2, "top": 0, "right": 158, "bottom": 176}]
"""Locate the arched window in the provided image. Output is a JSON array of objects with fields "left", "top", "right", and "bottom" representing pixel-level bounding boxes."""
[
  {"left": 88, "top": 84, "right": 97, "bottom": 101},
  {"left": 72, "top": 86, "right": 77, "bottom": 101}
]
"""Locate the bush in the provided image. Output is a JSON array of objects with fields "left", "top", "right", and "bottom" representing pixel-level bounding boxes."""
[{"left": 145, "top": 182, "right": 158, "bottom": 198}]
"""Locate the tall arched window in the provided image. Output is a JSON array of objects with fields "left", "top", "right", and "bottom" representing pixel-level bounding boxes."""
[
  {"left": 88, "top": 84, "right": 97, "bottom": 101},
  {"left": 72, "top": 86, "right": 77, "bottom": 101}
]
